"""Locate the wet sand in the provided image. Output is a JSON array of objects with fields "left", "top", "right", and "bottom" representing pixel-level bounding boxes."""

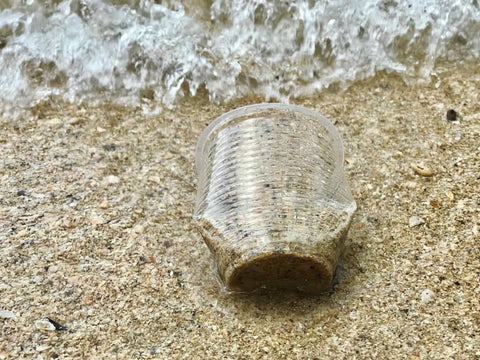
[{"left": 1, "top": 69, "right": 479, "bottom": 359}]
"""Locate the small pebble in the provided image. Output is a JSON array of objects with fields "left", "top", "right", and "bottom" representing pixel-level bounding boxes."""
[
  {"left": 104, "top": 175, "right": 120, "bottom": 185},
  {"left": 446, "top": 109, "right": 457, "bottom": 121},
  {"left": 133, "top": 225, "right": 144, "bottom": 234},
  {"left": 473, "top": 225, "right": 479, "bottom": 238},
  {"left": 15, "top": 229, "right": 28, "bottom": 238},
  {"left": 0, "top": 310, "right": 15, "bottom": 319},
  {"left": 16, "top": 190, "right": 27, "bottom": 196},
  {"left": 405, "top": 181, "right": 417, "bottom": 189},
  {"left": 148, "top": 175, "right": 161, "bottom": 185},
  {"left": 102, "top": 144, "right": 116, "bottom": 151},
  {"left": 91, "top": 216, "right": 106, "bottom": 226},
  {"left": 410, "top": 163, "right": 433, "bottom": 177},
  {"left": 420, "top": 289, "right": 435, "bottom": 303},
  {"left": 36, "top": 345, "right": 50, "bottom": 352},
  {"left": 409, "top": 216, "right": 425, "bottom": 228},
  {"left": 67, "top": 118, "right": 83, "bottom": 126},
  {"left": 0, "top": 283, "right": 11, "bottom": 291},
  {"left": 98, "top": 201, "right": 109, "bottom": 209},
  {"left": 45, "top": 117, "right": 62, "bottom": 127}
]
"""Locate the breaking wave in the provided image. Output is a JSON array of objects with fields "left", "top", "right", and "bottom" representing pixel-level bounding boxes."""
[{"left": 0, "top": 0, "right": 478, "bottom": 118}]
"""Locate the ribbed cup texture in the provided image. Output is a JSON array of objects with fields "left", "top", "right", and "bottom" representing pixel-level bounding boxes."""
[{"left": 194, "top": 104, "right": 356, "bottom": 294}]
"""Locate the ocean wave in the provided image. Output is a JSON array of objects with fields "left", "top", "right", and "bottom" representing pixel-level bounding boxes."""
[{"left": 0, "top": 0, "right": 478, "bottom": 118}]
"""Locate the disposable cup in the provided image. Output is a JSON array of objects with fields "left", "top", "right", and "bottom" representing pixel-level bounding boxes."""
[{"left": 193, "top": 103, "right": 356, "bottom": 294}]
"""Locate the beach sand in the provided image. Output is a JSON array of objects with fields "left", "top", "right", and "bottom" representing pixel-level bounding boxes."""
[{"left": 1, "top": 68, "right": 479, "bottom": 359}]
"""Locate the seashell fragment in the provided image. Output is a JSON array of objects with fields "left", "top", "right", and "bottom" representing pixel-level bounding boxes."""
[
  {"left": 35, "top": 318, "right": 56, "bottom": 331},
  {"left": 410, "top": 163, "right": 433, "bottom": 177},
  {"left": 409, "top": 216, "right": 425, "bottom": 228},
  {"left": 35, "top": 317, "right": 67, "bottom": 331},
  {"left": 193, "top": 103, "right": 356, "bottom": 294}
]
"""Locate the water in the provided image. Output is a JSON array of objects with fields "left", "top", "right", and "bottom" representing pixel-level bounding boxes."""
[{"left": 0, "top": 0, "right": 478, "bottom": 118}]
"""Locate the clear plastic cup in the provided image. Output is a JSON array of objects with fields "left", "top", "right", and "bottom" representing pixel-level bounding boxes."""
[{"left": 193, "top": 103, "right": 356, "bottom": 294}]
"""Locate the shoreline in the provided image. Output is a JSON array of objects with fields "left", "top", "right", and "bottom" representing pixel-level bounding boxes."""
[{"left": 1, "top": 68, "right": 479, "bottom": 358}]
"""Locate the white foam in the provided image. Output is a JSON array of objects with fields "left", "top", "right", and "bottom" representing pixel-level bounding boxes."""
[{"left": 0, "top": 0, "right": 478, "bottom": 118}]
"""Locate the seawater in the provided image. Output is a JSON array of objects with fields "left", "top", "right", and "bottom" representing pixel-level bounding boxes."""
[{"left": 0, "top": 0, "right": 478, "bottom": 118}]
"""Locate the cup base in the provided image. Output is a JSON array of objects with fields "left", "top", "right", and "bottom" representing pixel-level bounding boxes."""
[
  {"left": 224, "top": 251, "right": 335, "bottom": 294},
  {"left": 197, "top": 217, "right": 349, "bottom": 295}
]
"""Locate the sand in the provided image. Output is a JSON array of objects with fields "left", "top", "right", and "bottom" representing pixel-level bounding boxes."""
[{"left": 1, "top": 68, "right": 479, "bottom": 359}]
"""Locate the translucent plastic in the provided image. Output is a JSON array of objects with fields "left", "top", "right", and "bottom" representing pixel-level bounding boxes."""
[{"left": 193, "top": 103, "right": 356, "bottom": 294}]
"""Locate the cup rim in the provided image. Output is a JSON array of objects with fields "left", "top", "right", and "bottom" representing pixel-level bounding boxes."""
[{"left": 195, "top": 103, "right": 345, "bottom": 172}]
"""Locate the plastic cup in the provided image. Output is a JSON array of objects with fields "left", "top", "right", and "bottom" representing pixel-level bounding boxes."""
[{"left": 193, "top": 103, "right": 356, "bottom": 294}]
